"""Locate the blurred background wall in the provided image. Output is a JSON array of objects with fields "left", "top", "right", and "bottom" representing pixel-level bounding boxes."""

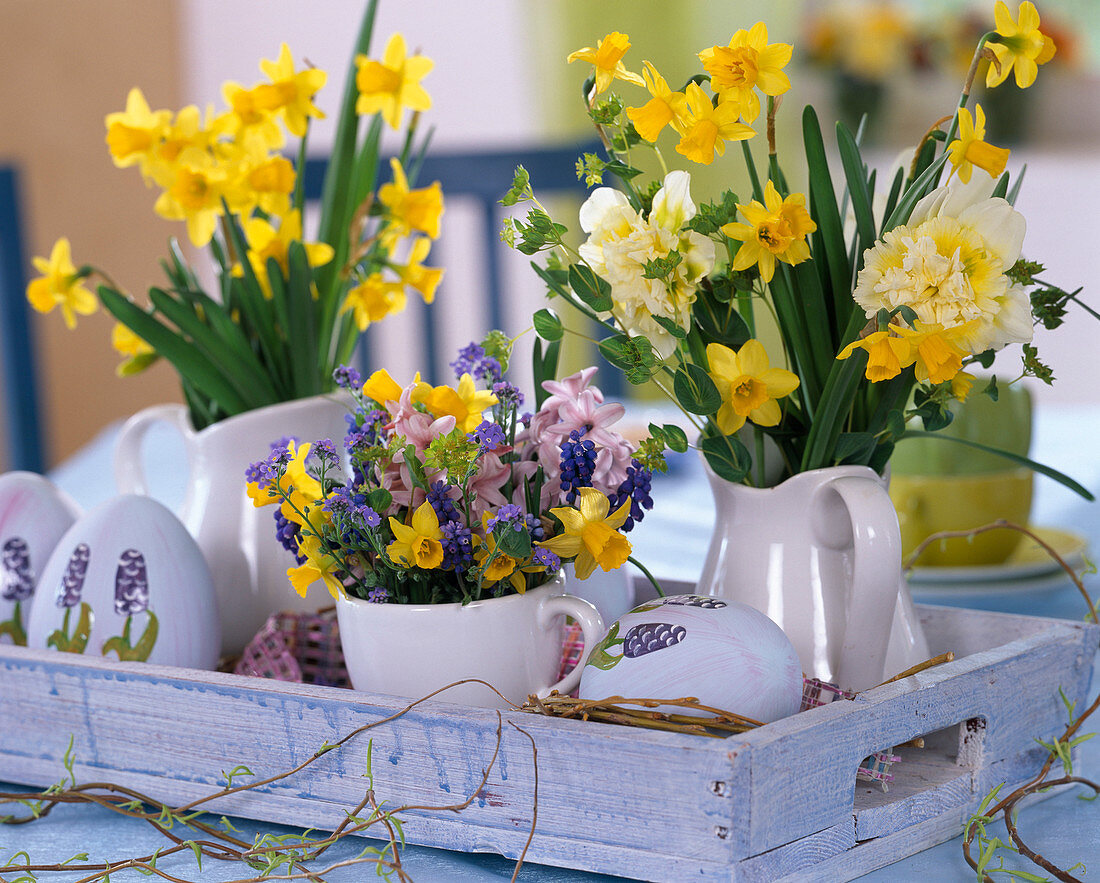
[{"left": 2, "top": 0, "right": 1097, "bottom": 469}]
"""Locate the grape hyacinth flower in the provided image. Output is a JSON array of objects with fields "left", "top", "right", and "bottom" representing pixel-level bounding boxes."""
[
  {"left": 440, "top": 520, "right": 474, "bottom": 572},
  {"left": 427, "top": 481, "right": 461, "bottom": 524},
  {"left": 609, "top": 459, "right": 654, "bottom": 532},
  {"left": 559, "top": 429, "right": 597, "bottom": 504},
  {"left": 274, "top": 509, "right": 305, "bottom": 563}
]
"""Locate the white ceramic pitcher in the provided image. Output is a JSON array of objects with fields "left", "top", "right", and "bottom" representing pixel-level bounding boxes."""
[
  {"left": 114, "top": 393, "right": 351, "bottom": 656},
  {"left": 697, "top": 464, "right": 929, "bottom": 692}
]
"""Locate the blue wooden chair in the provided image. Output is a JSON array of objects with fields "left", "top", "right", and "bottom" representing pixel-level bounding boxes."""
[
  {"left": 301, "top": 140, "right": 622, "bottom": 394},
  {"left": 0, "top": 167, "right": 45, "bottom": 473}
]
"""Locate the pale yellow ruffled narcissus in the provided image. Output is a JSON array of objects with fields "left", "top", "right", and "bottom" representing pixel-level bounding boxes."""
[
  {"left": 567, "top": 31, "right": 645, "bottom": 96},
  {"left": 947, "top": 104, "right": 1010, "bottom": 184},
  {"left": 537, "top": 487, "right": 632, "bottom": 580},
  {"left": 706, "top": 340, "right": 799, "bottom": 435},
  {"left": 26, "top": 238, "right": 97, "bottom": 329},
  {"left": 697, "top": 22, "right": 793, "bottom": 124},
  {"left": 986, "top": 1, "right": 1056, "bottom": 89},
  {"left": 387, "top": 501, "right": 445, "bottom": 569},
  {"left": 722, "top": 180, "right": 816, "bottom": 283},
  {"left": 355, "top": 33, "right": 433, "bottom": 129}
]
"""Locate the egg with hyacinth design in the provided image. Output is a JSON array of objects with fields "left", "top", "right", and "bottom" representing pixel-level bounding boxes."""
[{"left": 579, "top": 594, "right": 802, "bottom": 723}]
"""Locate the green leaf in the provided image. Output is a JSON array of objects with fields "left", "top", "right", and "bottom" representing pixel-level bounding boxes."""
[
  {"left": 836, "top": 122, "right": 877, "bottom": 256},
  {"left": 881, "top": 153, "right": 950, "bottom": 232},
  {"left": 661, "top": 423, "right": 689, "bottom": 453},
  {"left": 532, "top": 308, "right": 563, "bottom": 341},
  {"left": 802, "top": 106, "right": 851, "bottom": 326},
  {"left": 673, "top": 363, "right": 721, "bottom": 415},
  {"left": 568, "top": 263, "right": 613, "bottom": 312},
  {"left": 902, "top": 430, "right": 1095, "bottom": 500},
  {"left": 700, "top": 434, "right": 752, "bottom": 483},
  {"left": 833, "top": 432, "right": 876, "bottom": 464},
  {"left": 366, "top": 488, "right": 393, "bottom": 513},
  {"left": 652, "top": 314, "right": 687, "bottom": 339},
  {"left": 496, "top": 523, "right": 532, "bottom": 559},
  {"left": 598, "top": 334, "right": 655, "bottom": 384}
]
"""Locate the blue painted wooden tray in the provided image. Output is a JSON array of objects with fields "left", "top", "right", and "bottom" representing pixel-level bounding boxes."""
[{"left": 0, "top": 599, "right": 1095, "bottom": 882}]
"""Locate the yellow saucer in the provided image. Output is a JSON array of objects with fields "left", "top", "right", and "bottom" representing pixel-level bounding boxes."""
[{"left": 907, "top": 526, "right": 1089, "bottom": 584}]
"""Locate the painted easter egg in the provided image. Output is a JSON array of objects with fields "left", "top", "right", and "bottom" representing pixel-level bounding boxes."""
[
  {"left": 579, "top": 594, "right": 802, "bottom": 724},
  {"left": 26, "top": 495, "right": 220, "bottom": 669},
  {"left": 0, "top": 472, "right": 81, "bottom": 645}
]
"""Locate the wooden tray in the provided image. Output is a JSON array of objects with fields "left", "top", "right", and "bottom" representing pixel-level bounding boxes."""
[{"left": 0, "top": 597, "right": 1095, "bottom": 882}]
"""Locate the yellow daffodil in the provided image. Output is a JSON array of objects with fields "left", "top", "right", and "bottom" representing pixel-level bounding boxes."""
[
  {"left": 986, "top": 1, "right": 1056, "bottom": 89},
  {"left": 378, "top": 158, "right": 444, "bottom": 244},
  {"left": 256, "top": 43, "right": 327, "bottom": 137},
  {"left": 698, "top": 22, "right": 793, "bottom": 124},
  {"left": 947, "top": 105, "right": 1010, "bottom": 184},
  {"left": 706, "top": 340, "right": 799, "bottom": 435},
  {"left": 355, "top": 33, "right": 433, "bottom": 129},
  {"left": 153, "top": 161, "right": 229, "bottom": 247},
  {"left": 246, "top": 440, "right": 324, "bottom": 529},
  {"left": 952, "top": 370, "right": 976, "bottom": 402},
  {"left": 721, "top": 180, "right": 816, "bottom": 282},
  {"left": 105, "top": 87, "right": 171, "bottom": 171},
  {"left": 242, "top": 210, "right": 334, "bottom": 297},
  {"left": 389, "top": 237, "right": 444, "bottom": 303},
  {"left": 220, "top": 81, "right": 286, "bottom": 152},
  {"left": 675, "top": 82, "right": 755, "bottom": 165},
  {"left": 146, "top": 105, "right": 220, "bottom": 187},
  {"left": 473, "top": 513, "right": 528, "bottom": 594},
  {"left": 387, "top": 501, "right": 444, "bottom": 569},
  {"left": 538, "top": 488, "right": 632, "bottom": 580},
  {"left": 340, "top": 273, "right": 407, "bottom": 331},
  {"left": 566, "top": 31, "right": 645, "bottom": 96},
  {"left": 425, "top": 373, "right": 498, "bottom": 433},
  {"left": 112, "top": 323, "right": 156, "bottom": 377},
  {"left": 894, "top": 323, "right": 970, "bottom": 384},
  {"left": 837, "top": 329, "right": 913, "bottom": 382},
  {"left": 26, "top": 238, "right": 97, "bottom": 329},
  {"left": 625, "top": 62, "right": 688, "bottom": 142},
  {"left": 287, "top": 533, "right": 345, "bottom": 600},
  {"left": 362, "top": 368, "right": 429, "bottom": 408}
]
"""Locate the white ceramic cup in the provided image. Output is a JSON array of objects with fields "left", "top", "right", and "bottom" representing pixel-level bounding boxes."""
[{"left": 335, "top": 579, "right": 605, "bottom": 708}]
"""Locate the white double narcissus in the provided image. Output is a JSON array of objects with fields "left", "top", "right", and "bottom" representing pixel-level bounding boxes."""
[
  {"left": 853, "top": 174, "right": 1031, "bottom": 356},
  {"left": 578, "top": 170, "right": 715, "bottom": 357}
]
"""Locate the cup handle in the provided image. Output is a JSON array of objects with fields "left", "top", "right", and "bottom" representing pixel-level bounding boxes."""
[
  {"left": 535, "top": 593, "right": 605, "bottom": 699},
  {"left": 114, "top": 404, "right": 193, "bottom": 496},
  {"left": 812, "top": 474, "right": 901, "bottom": 692}
]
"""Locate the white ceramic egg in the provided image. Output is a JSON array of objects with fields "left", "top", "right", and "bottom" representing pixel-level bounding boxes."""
[
  {"left": 0, "top": 471, "right": 81, "bottom": 644},
  {"left": 579, "top": 594, "right": 803, "bottom": 724},
  {"left": 26, "top": 495, "right": 220, "bottom": 669}
]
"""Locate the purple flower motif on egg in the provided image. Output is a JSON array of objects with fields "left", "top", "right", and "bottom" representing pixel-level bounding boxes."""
[
  {"left": 56, "top": 543, "right": 90, "bottom": 609},
  {"left": 663, "top": 595, "right": 727, "bottom": 609},
  {"left": 114, "top": 549, "right": 149, "bottom": 616},
  {"left": 623, "top": 622, "right": 687, "bottom": 658},
  {"left": 1, "top": 537, "right": 35, "bottom": 602}
]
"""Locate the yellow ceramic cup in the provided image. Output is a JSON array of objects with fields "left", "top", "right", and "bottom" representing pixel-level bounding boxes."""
[{"left": 890, "top": 468, "right": 1034, "bottom": 567}]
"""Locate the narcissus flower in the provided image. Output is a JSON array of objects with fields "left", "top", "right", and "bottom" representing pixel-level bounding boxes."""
[
  {"left": 537, "top": 487, "right": 632, "bottom": 580},
  {"left": 378, "top": 158, "right": 444, "bottom": 243},
  {"left": 387, "top": 501, "right": 445, "bottom": 569},
  {"left": 355, "top": 33, "right": 433, "bottom": 129},
  {"left": 26, "top": 238, "right": 97, "bottom": 329},
  {"left": 698, "top": 22, "right": 793, "bottom": 124},
  {"left": 361, "top": 368, "right": 428, "bottom": 408},
  {"left": 287, "top": 533, "right": 345, "bottom": 600},
  {"left": 247, "top": 440, "right": 324, "bottom": 526},
  {"left": 986, "top": 1, "right": 1056, "bottom": 89},
  {"left": 242, "top": 210, "right": 334, "bottom": 297},
  {"left": 853, "top": 175, "right": 1031, "bottom": 355},
  {"left": 566, "top": 32, "right": 644, "bottom": 95},
  {"left": 894, "top": 323, "right": 969, "bottom": 384},
  {"left": 111, "top": 323, "right": 155, "bottom": 376},
  {"left": 257, "top": 43, "right": 327, "bottom": 136},
  {"left": 220, "top": 81, "right": 286, "bottom": 152},
  {"left": 104, "top": 88, "right": 171, "bottom": 171},
  {"left": 837, "top": 329, "right": 913, "bottom": 383},
  {"left": 947, "top": 105, "right": 1010, "bottom": 183},
  {"left": 722, "top": 180, "right": 817, "bottom": 283},
  {"left": 675, "top": 82, "right": 755, "bottom": 165},
  {"left": 389, "top": 237, "right": 444, "bottom": 303},
  {"left": 340, "top": 273, "right": 407, "bottom": 331},
  {"left": 706, "top": 340, "right": 800, "bottom": 435},
  {"left": 425, "top": 373, "right": 499, "bottom": 433},
  {"left": 625, "top": 62, "right": 688, "bottom": 142},
  {"left": 153, "top": 162, "right": 229, "bottom": 247}
]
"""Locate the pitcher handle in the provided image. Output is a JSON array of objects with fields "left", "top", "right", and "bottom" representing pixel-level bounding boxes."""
[
  {"left": 812, "top": 474, "right": 901, "bottom": 692},
  {"left": 114, "top": 404, "right": 194, "bottom": 496},
  {"left": 535, "top": 593, "right": 605, "bottom": 699}
]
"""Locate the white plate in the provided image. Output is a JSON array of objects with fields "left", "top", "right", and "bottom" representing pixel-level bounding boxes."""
[{"left": 906, "top": 526, "right": 1088, "bottom": 585}]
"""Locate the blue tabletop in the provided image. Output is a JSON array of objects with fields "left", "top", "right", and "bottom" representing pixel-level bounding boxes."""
[{"left": 3, "top": 403, "right": 1098, "bottom": 881}]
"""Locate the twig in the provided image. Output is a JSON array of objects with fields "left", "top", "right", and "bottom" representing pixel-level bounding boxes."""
[{"left": 508, "top": 723, "right": 539, "bottom": 883}]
